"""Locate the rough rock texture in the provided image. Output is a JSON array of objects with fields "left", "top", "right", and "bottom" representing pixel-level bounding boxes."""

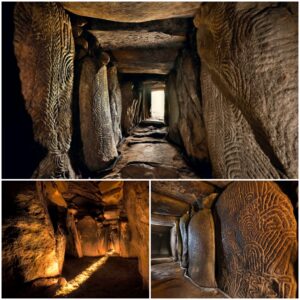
[
  {"left": 152, "top": 181, "right": 216, "bottom": 205},
  {"left": 107, "top": 65, "right": 122, "bottom": 145},
  {"left": 179, "top": 211, "right": 190, "bottom": 268},
  {"left": 121, "top": 82, "right": 142, "bottom": 135},
  {"left": 187, "top": 208, "right": 217, "bottom": 288},
  {"left": 195, "top": 3, "right": 298, "bottom": 178},
  {"left": 165, "top": 73, "right": 181, "bottom": 145},
  {"left": 119, "top": 221, "right": 131, "bottom": 257},
  {"left": 152, "top": 262, "right": 226, "bottom": 298},
  {"left": 90, "top": 30, "right": 185, "bottom": 50},
  {"left": 124, "top": 182, "right": 149, "bottom": 287},
  {"left": 63, "top": 2, "right": 201, "bottom": 22},
  {"left": 79, "top": 56, "right": 118, "bottom": 171},
  {"left": 170, "top": 225, "right": 178, "bottom": 261},
  {"left": 152, "top": 192, "right": 189, "bottom": 216},
  {"left": 215, "top": 181, "right": 297, "bottom": 297},
  {"left": 66, "top": 209, "right": 83, "bottom": 258},
  {"left": 113, "top": 48, "right": 179, "bottom": 75},
  {"left": 175, "top": 220, "right": 182, "bottom": 264},
  {"left": 166, "top": 49, "right": 210, "bottom": 175},
  {"left": 77, "top": 216, "right": 107, "bottom": 256},
  {"left": 14, "top": 3, "right": 75, "bottom": 178},
  {"left": 2, "top": 190, "right": 61, "bottom": 286},
  {"left": 151, "top": 214, "right": 176, "bottom": 227}
]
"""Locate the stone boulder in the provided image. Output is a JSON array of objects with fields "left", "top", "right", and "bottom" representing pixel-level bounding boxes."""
[
  {"left": 187, "top": 208, "right": 217, "bottom": 288},
  {"left": 124, "top": 182, "right": 149, "bottom": 287},
  {"left": 195, "top": 3, "right": 298, "bottom": 178},
  {"left": 107, "top": 65, "right": 122, "bottom": 145},
  {"left": 77, "top": 216, "right": 107, "bottom": 256},
  {"left": 14, "top": 3, "right": 75, "bottom": 178},
  {"left": 79, "top": 56, "right": 118, "bottom": 172},
  {"left": 2, "top": 190, "right": 61, "bottom": 286},
  {"left": 215, "top": 181, "right": 297, "bottom": 297}
]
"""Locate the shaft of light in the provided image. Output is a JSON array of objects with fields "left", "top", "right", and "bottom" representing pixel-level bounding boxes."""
[{"left": 55, "top": 255, "right": 109, "bottom": 297}]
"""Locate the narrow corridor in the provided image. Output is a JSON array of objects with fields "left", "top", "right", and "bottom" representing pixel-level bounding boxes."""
[{"left": 104, "top": 120, "right": 198, "bottom": 179}]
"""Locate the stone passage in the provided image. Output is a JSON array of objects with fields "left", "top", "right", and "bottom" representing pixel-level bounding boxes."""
[
  {"left": 5, "top": 2, "right": 298, "bottom": 178},
  {"left": 151, "top": 181, "right": 298, "bottom": 298},
  {"left": 2, "top": 181, "right": 149, "bottom": 298}
]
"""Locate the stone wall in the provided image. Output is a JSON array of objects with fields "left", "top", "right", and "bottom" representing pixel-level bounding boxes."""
[
  {"left": 165, "top": 49, "right": 210, "bottom": 176},
  {"left": 2, "top": 185, "right": 63, "bottom": 291},
  {"left": 194, "top": 3, "right": 298, "bottom": 179},
  {"left": 215, "top": 181, "right": 297, "bottom": 298},
  {"left": 14, "top": 3, "right": 75, "bottom": 178},
  {"left": 79, "top": 55, "right": 118, "bottom": 172},
  {"left": 121, "top": 82, "right": 143, "bottom": 135},
  {"left": 124, "top": 181, "right": 149, "bottom": 287}
]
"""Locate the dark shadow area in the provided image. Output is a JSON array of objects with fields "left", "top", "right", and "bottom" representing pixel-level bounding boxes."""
[
  {"left": 2, "top": 3, "right": 46, "bottom": 178},
  {"left": 62, "top": 256, "right": 148, "bottom": 298}
]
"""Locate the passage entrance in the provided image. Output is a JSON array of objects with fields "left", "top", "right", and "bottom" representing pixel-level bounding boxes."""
[{"left": 151, "top": 90, "right": 165, "bottom": 120}]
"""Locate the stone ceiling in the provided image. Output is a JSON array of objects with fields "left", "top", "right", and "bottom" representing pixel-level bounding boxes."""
[
  {"left": 65, "top": 2, "right": 200, "bottom": 75},
  {"left": 151, "top": 181, "right": 232, "bottom": 224},
  {"left": 62, "top": 2, "right": 201, "bottom": 22}
]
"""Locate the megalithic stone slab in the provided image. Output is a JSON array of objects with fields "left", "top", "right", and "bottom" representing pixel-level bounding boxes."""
[
  {"left": 2, "top": 190, "right": 61, "bottom": 284},
  {"left": 215, "top": 181, "right": 297, "bottom": 298},
  {"left": 66, "top": 210, "right": 83, "bottom": 258},
  {"left": 170, "top": 225, "right": 178, "bottom": 261},
  {"left": 188, "top": 208, "right": 217, "bottom": 288},
  {"left": 179, "top": 211, "right": 190, "bottom": 268},
  {"left": 79, "top": 57, "right": 118, "bottom": 171},
  {"left": 175, "top": 219, "right": 182, "bottom": 263},
  {"left": 77, "top": 216, "right": 107, "bottom": 256},
  {"left": 14, "top": 3, "right": 75, "bottom": 178},
  {"left": 108, "top": 65, "right": 122, "bottom": 145},
  {"left": 194, "top": 3, "right": 298, "bottom": 178}
]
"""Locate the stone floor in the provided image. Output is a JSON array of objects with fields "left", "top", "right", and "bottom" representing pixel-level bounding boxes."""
[
  {"left": 7, "top": 257, "right": 148, "bottom": 298},
  {"left": 151, "top": 260, "right": 227, "bottom": 298},
  {"left": 104, "top": 120, "right": 198, "bottom": 179},
  {"left": 58, "top": 256, "right": 148, "bottom": 298}
]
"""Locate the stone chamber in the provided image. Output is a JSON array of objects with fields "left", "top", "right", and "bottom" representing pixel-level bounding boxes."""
[
  {"left": 151, "top": 181, "right": 298, "bottom": 298},
  {"left": 2, "top": 2, "right": 298, "bottom": 179},
  {"left": 2, "top": 181, "right": 149, "bottom": 298}
]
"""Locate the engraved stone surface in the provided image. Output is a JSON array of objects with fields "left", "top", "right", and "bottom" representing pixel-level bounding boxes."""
[
  {"left": 195, "top": 3, "right": 298, "bottom": 178},
  {"left": 79, "top": 57, "right": 118, "bottom": 171},
  {"left": 14, "top": 3, "right": 75, "bottom": 178},
  {"left": 215, "top": 181, "right": 297, "bottom": 297}
]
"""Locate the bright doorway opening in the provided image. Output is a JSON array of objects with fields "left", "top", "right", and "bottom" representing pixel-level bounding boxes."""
[{"left": 151, "top": 90, "right": 165, "bottom": 120}]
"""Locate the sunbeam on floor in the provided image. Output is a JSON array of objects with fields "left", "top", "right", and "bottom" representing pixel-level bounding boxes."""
[{"left": 55, "top": 254, "right": 110, "bottom": 297}]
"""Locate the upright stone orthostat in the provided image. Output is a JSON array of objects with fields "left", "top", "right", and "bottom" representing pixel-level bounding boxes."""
[
  {"left": 194, "top": 3, "right": 298, "bottom": 178},
  {"left": 79, "top": 55, "right": 118, "bottom": 171},
  {"left": 107, "top": 65, "right": 122, "bottom": 145},
  {"left": 187, "top": 208, "right": 217, "bottom": 288},
  {"left": 14, "top": 3, "right": 75, "bottom": 178},
  {"left": 216, "top": 181, "right": 297, "bottom": 298},
  {"left": 179, "top": 211, "right": 190, "bottom": 268}
]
